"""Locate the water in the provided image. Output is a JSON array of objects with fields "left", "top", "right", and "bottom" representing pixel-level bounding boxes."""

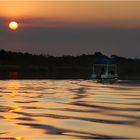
[{"left": 0, "top": 80, "right": 140, "bottom": 140}]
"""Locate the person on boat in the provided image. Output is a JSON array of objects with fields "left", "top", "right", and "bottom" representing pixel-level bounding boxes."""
[
  {"left": 101, "top": 67, "right": 105, "bottom": 74},
  {"left": 96, "top": 67, "right": 105, "bottom": 80},
  {"left": 108, "top": 70, "right": 114, "bottom": 78}
]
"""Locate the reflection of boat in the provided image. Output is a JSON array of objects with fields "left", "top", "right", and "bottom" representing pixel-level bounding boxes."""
[{"left": 91, "top": 58, "right": 118, "bottom": 83}]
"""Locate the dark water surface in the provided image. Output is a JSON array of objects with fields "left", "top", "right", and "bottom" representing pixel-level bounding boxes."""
[{"left": 0, "top": 80, "right": 140, "bottom": 140}]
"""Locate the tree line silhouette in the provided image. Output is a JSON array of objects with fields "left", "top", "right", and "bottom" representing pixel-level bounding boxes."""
[{"left": 0, "top": 49, "right": 139, "bottom": 79}]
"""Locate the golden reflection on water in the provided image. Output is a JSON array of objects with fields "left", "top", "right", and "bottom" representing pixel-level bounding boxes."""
[
  {"left": 8, "top": 106, "right": 22, "bottom": 113},
  {"left": 7, "top": 80, "right": 20, "bottom": 98},
  {"left": 15, "top": 137, "right": 23, "bottom": 140},
  {"left": 0, "top": 80, "right": 140, "bottom": 139}
]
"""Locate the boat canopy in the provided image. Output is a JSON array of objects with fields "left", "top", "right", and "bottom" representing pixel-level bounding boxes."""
[{"left": 95, "top": 58, "right": 115, "bottom": 65}]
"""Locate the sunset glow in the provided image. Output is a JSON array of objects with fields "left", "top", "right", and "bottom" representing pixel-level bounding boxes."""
[
  {"left": 1, "top": 1, "right": 140, "bottom": 28},
  {"left": 0, "top": 1, "right": 140, "bottom": 57}
]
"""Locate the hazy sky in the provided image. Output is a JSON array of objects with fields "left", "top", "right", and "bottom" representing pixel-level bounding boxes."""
[{"left": 0, "top": 1, "right": 140, "bottom": 58}]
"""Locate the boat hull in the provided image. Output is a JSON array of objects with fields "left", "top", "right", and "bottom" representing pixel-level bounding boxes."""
[{"left": 97, "top": 78, "right": 118, "bottom": 84}]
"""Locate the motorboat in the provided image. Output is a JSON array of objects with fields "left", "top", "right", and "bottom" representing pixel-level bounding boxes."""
[{"left": 91, "top": 58, "right": 118, "bottom": 83}]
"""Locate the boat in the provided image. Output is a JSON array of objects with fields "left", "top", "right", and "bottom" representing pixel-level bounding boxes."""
[{"left": 91, "top": 58, "right": 118, "bottom": 83}]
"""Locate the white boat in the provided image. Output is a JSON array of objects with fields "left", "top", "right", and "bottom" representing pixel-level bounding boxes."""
[{"left": 91, "top": 58, "right": 118, "bottom": 83}]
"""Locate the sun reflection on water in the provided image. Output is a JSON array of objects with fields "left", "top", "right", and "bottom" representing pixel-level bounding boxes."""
[
  {"left": 8, "top": 106, "right": 22, "bottom": 113},
  {"left": 15, "top": 137, "right": 23, "bottom": 140},
  {"left": 6, "top": 80, "right": 20, "bottom": 98},
  {"left": 3, "top": 116, "right": 13, "bottom": 120}
]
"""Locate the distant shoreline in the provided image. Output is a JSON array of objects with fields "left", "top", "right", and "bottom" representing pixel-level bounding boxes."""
[{"left": 0, "top": 50, "right": 140, "bottom": 80}]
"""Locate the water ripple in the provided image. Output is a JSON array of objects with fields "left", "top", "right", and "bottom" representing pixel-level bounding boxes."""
[{"left": 0, "top": 80, "right": 140, "bottom": 139}]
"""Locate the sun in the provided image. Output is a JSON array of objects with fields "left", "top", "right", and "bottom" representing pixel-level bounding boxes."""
[{"left": 9, "top": 21, "right": 18, "bottom": 30}]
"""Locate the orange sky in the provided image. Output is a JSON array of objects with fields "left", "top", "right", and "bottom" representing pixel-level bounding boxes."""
[{"left": 0, "top": 1, "right": 140, "bottom": 28}]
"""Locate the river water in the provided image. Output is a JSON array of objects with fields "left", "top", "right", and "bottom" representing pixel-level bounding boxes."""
[{"left": 0, "top": 80, "right": 140, "bottom": 140}]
